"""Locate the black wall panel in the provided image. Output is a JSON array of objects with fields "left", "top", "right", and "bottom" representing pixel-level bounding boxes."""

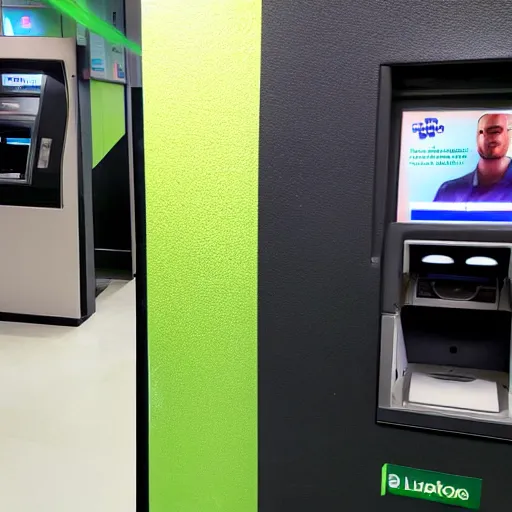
[
  {"left": 92, "top": 134, "right": 133, "bottom": 274},
  {"left": 132, "top": 85, "right": 148, "bottom": 512},
  {"left": 258, "top": 1, "right": 512, "bottom": 511}
]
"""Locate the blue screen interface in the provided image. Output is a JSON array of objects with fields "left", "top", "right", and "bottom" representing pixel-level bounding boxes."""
[
  {"left": 2, "top": 7, "right": 62, "bottom": 37},
  {"left": 1, "top": 73, "right": 42, "bottom": 93},
  {"left": 4, "top": 138, "right": 30, "bottom": 145}
]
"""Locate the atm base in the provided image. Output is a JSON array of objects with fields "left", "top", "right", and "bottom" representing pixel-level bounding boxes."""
[
  {"left": 377, "top": 405, "right": 512, "bottom": 442},
  {"left": 0, "top": 311, "right": 91, "bottom": 327}
]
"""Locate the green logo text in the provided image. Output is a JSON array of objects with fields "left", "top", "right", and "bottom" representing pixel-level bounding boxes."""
[{"left": 381, "top": 463, "right": 482, "bottom": 510}]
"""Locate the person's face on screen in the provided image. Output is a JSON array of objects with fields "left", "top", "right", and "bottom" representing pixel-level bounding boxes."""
[{"left": 477, "top": 113, "right": 510, "bottom": 160}]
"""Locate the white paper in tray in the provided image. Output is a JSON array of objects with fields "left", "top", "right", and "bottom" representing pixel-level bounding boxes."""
[{"left": 409, "top": 371, "right": 500, "bottom": 413}]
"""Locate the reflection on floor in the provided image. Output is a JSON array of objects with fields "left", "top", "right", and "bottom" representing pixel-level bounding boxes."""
[{"left": 0, "top": 280, "right": 136, "bottom": 512}]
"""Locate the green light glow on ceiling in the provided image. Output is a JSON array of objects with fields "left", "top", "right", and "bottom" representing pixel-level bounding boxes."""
[{"left": 42, "top": 0, "right": 142, "bottom": 55}]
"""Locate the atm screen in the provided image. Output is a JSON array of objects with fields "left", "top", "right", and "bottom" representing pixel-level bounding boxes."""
[
  {"left": 1, "top": 73, "right": 42, "bottom": 93},
  {"left": 396, "top": 109, "right": 512, "bottom": 223}
]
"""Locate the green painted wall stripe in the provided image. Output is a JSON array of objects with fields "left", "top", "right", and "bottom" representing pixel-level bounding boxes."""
[
  {"left": 143, "top": 1, "right": 261, "bottom": 511},
  {"left": 90, "top": 80, "right": 126, "bottom": 167}
]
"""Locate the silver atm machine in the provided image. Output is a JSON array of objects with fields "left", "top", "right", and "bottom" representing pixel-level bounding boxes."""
[
  {"left": 375, "top": 63, "right": 512, "bottom": 441},
  {"left": 0, "top": 37, "right": 95, "bottom": 325}
]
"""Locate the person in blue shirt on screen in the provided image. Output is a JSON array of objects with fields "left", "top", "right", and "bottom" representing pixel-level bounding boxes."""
[{"left": 434, "top": 113, "right": 512, "bottom": 202}]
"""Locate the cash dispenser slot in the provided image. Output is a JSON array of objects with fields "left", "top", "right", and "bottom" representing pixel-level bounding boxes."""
[{"left": 378, "top": 225, "right": 512, "bottom": 436}]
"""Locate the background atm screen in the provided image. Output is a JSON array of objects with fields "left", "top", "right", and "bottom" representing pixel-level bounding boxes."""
[
  {"left": 1, "top": 73, "right": 42, "bottom": 93},
  {"left": 396, "top": 109, "right": 512, "bottom": 223}
]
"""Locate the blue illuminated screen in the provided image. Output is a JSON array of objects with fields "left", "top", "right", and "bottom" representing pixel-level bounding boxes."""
[
  {"left": 397, "top": 109, "right": 512, "bottom": 223},
  {"left": 5, "top": 138, "right": 30, "bottom": 146},
  {"left": 1, "top": 73, "right": 42, "bottom": 93}
]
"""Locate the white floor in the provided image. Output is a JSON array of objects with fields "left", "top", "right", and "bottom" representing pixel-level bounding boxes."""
[{"left": 0, "top": 280, "right": 136, "bottom": 512}]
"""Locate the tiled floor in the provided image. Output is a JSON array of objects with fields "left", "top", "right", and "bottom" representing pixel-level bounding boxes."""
[{"left": 0, "top": 280, "right": 136, "bottom": 512}]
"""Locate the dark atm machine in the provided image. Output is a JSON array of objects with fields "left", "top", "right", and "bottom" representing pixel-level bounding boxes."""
[
  {"left": 376, "top": 62, "right": 512, "bottom": 440},
  {"left": 0, "top": 38, "right": 94, "bottom": 324},
  {"left": 0, "top": 69, "right": 64, "bottom": 203}
]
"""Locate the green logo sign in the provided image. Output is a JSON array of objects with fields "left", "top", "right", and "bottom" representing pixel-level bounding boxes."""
[{"left": 381, "top": 464, "right": 482, "bottom": 510}]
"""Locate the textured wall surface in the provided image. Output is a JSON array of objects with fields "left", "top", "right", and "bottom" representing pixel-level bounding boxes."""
[
  {"left": 259, "top": 1, "right": 512, "bottom": 511},
  {"left": 90, "top": 80, "right": 126, "bottom": 167},
  {"left": 142, "top": 0, "right": 260, "bottom": 510}
]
